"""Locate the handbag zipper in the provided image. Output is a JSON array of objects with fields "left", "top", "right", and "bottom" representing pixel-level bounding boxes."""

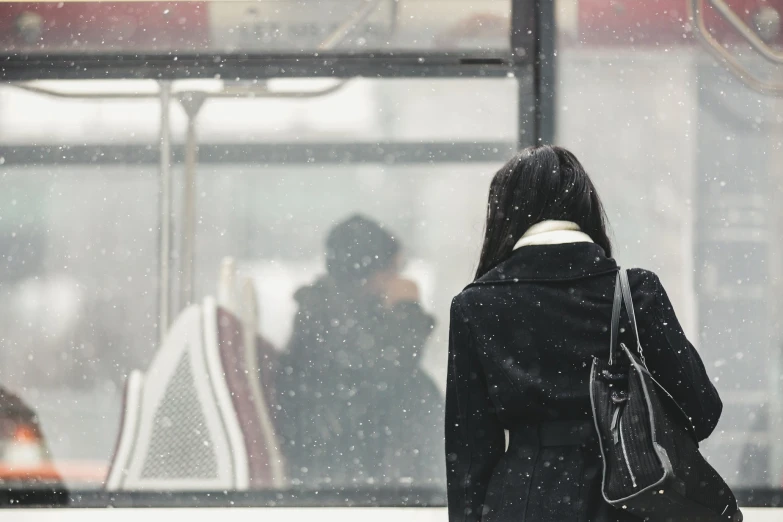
[{"left": 619, "top": 415, "right": 637, "bottom": 488}]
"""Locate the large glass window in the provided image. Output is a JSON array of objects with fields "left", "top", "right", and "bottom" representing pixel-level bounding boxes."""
[
  {"left": 0, "top": 76, "right": 524, "bottom": 502},
  {"left": 1, "top": 0, "right": 782, "bottom": 514}
]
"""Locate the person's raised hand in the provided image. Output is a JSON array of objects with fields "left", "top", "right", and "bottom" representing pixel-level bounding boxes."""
[{"left": 381, "top": 277, "right": 420, "bottom": 308}]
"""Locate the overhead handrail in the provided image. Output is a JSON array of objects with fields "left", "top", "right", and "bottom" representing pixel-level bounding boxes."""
[
  {"left": 690, "top": 0, "right": 783, "bottom": 95},
  {"left": 707, "top": 0, "right": 783, "bottom": 64},
  {"left": 10, "top": 83, "right": 158, "bottom": 99},
  {"left": 11, "top": 80, "right": 347, "bottom": 99}
]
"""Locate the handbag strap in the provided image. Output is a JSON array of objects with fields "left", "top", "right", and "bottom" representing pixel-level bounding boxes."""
[
  {"left": 609, "top": 268, "right": 648, "bottom": 368},
  {"left": 609, "top": 271, "right": 623, "bottom": 366}
]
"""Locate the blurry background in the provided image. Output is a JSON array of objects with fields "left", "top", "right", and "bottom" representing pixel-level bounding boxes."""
[{"left": 0, "top": 0, "right": 782, "bottom": 506}]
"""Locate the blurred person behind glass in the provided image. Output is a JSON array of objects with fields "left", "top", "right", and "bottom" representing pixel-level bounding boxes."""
[{"left": 277, "top": 214, "right": 444, "bottom": 489}]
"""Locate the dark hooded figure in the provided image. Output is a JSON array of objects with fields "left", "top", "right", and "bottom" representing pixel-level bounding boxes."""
[{"left": 277, "top": 214, "right": 445, "bottom": 489}]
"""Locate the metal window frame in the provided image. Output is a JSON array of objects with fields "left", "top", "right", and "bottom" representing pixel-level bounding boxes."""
[
  {"left": 2, "top": 485, "right": 781, "bottom": 509},
  {"left": 1, "top": 51, "right": 523, "bottom": 80},
  {"left": 0, "top": 142, "right": 518, "bottom": 166}
]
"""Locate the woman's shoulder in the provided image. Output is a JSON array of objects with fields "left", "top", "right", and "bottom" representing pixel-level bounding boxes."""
[
  {"left": 451, "top": 283, "right": 488, "bottom": 311},
  {"left": 452, "top": 267, "right": 668, "bottom": 311},
  {"left": 450, "top": 279, "right": 521, "bottom": 322},
  {"left": 625, "top": 267, "right": 664, "bottom": 292},
  {"left": 624, "top": 268, "right": 670, "bottom": 314}
]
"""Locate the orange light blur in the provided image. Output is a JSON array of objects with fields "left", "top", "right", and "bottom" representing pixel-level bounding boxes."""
[
  {"left": 13, "top": 424, "right": 39, "bottom": 444},
  {"left": 0, "top": 461, "right": 107, "bottom": 483}
]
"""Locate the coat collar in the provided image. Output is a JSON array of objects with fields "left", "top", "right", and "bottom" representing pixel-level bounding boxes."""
[
  {"left": 513, "top": 220, "right": 594, "bottom": 250},
  {"left": 470, "top": 242, "right": 618, "bottom": 286}
]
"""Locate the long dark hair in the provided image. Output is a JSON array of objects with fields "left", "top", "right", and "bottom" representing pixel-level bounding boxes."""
[{"left": 475, "top": 145, "right": 612, "bottom": 280}]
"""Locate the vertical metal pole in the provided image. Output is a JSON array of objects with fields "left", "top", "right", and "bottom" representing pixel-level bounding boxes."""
[
  {"left": 511, "top": 0, "right": 550, "bottom": 149},
  {"left": 179, "top": 93, "right": 206, "bottom": 308},
  {"left": 533, "top": 0, "right": 556, "bottom": 145},
  {"left": 157, "top": 81, "right": 172, "bottom": 345},
  {"left": 181, "top": 115, "right": 197, "bottom": 307}
]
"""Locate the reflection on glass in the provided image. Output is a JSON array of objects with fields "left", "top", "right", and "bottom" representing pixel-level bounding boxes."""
[
  {"left": 0, "top": 77, "right": 514, "bottom": 498},
  {"left": 1, "top": 0, "right": 780, "bottom": 503},
  {"left": 0, "top": 0, "right": 511, "bottom": 53},
  {"left": 555, "top": 0, "right": 783, "bottom": 494},
  {"left": 0, "top": 385, "right": 63, "bottom": 488},
  {"left": 277, "top": 214, "right": 445, "bottom": 487}
]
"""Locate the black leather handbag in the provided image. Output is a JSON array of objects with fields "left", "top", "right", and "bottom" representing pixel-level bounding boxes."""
[{"left": 590, "top": 269, "right": 742, "bottom": 521}]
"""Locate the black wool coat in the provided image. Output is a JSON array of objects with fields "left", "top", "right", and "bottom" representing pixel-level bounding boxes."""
[
  {"left": 445, "top": 243, "right": 722, "bottom": 522},
  {"left": 277, "top": 276, "right": 445, "bottom": 488}
]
